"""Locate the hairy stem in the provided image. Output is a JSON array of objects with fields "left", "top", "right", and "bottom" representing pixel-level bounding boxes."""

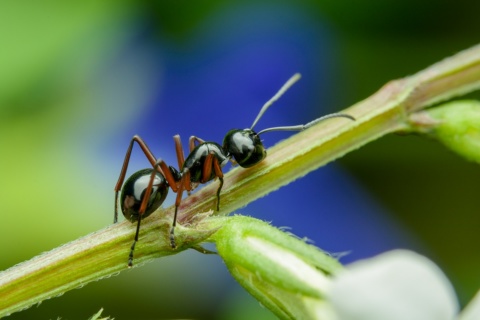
[{"left": 1, "top": 43, "right": 480, "bottom": 318}]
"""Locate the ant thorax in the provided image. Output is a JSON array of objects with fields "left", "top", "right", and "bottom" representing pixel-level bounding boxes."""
[{"left": 184, "top": 142, "right": 228, "bottom": 183}]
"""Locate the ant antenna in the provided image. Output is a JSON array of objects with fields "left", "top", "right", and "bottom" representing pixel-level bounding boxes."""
[
  {"left": 257, "top": 113, "right": 355, "bottom": 135},
  {"left": 249, "top": 72, "right": 355, "bottom": 136},
  {"left": 250, "top": 73, "right": 302, "bottom": 130}
]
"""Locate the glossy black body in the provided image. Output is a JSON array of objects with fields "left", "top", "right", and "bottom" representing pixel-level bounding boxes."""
[
  {"left": 119, "top": 134, "right": 265, "bottom": 224},
  {"left": 223, "top": 129, "right": 266, "bottom": 168},
  {"left": 120, "top": 168, "right": 169, "bottom": 222}
]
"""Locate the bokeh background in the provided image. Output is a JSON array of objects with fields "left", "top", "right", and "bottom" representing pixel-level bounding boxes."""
[{"left": 1, "top": 1, "right": 479, "bottom": 319}]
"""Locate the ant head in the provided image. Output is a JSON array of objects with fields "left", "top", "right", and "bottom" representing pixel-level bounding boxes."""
[
  {"left": 222, "top": 73, "right": 355, "bottom": 169},
  {"left": 221, "top": 73, "right": 302, "bottom": 168},
  {"left": 222, "top": 128, "right": 266, "bottom": 168}
]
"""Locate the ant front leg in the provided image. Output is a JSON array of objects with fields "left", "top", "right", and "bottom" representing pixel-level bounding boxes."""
[{"left": 114, "top": 135, "right": 159, "bottom": 223}]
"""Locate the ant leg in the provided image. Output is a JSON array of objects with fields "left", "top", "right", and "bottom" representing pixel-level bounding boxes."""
[
  {"left": 200, "top": 153, "right": 214, "bottom": 182},
  {"left": 137, "top": 158, "right": 181, "bottom": 218},
  {"left": 189, "top": 136, "right": 206, "bottom": 151},
  {"left": 130, "top": 161, "right": 180, "bottom": 265},
  {"left": 114, "top": 135, "right": 158, "bottom": 223},
  {"left": 212, "top": 157, "right": 224, "bottom": 211},
  {"left": 170, "top": 204, "right": 179, "bottom": 249},
  {"left": 128, "top": 159, "right": 179, "bottom": 266},
  {"left": 201, "top": 153, "right": 224, "bottom": 211},
  {"left": 173, "top": 135, "right": 186, "bottom": 170},
  {"left": 138, "top": 168, "right": 162, "bottom": 214},
  {"left": 128, "top": 169, "right": 161, "bottom": 267},
  {"left": 170, "top": 168, "right": 190, "bottom": 249},
  {"left": 128, "top": 217, "right": 142, "bottom": 267},
  {"left": 174, "top": 135, "right": 195, "bottom": 196}
]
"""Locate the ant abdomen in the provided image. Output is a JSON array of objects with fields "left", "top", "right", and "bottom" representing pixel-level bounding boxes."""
[{"left": 120, "top": 168, "right": 169, "bottom": 223}]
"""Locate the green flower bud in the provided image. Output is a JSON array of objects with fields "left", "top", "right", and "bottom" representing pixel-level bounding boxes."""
[
  {"left": 410, "top": 100, "right": 480, "bottom": 163},
  {"left": 212, "top": 215, "right": 343, "bottom": 319}
]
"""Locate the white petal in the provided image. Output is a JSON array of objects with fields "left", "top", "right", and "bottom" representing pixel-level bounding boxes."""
[
  {"left": 458, "top": 289, "right": 480, "bottom": 320},
  {"left": 328, "top": 250, "right": 459, "bottom": 320}
]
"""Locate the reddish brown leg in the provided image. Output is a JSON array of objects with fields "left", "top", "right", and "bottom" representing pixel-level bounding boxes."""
[
  {"left": 170, "top": 136, "right": 193, "bottom": 249},
  {"left": 189, "top": 136, "right": 206, "bottom": 151},
  {"left": 170, "top": 167, "right": 192, "bottom": 249},
  {"left": 140, "top": 139, "right": 190, "bottom": 250},
  {"left": 173, "top": 135, "right": 185, "bottom": 169},
  {"left": 175, "top": 135, "right": 193, "bottom": 193},
  {"left": 200, "top": 153, "right": 224, "bottom": 211},
  {"left": 201, "top": 153, "right": 214, "bottom": 183},
  {"left": 114, "top": 135, "right": 160, "bottom": 223},
  {"left": 212, "top": 156, "right": 224, "bottom": 211},
  {"left": 134, "top": 157, "right": 184, "bottom": 218}
]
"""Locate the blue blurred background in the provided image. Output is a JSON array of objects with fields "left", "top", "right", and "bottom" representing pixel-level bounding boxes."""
[{"left": 1, "top": 1, "right": 479, "bottom": 319}]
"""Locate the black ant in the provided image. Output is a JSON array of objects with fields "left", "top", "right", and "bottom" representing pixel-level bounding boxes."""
[{"left": 114, "top": 73, "right": 354, "bottom": 267}]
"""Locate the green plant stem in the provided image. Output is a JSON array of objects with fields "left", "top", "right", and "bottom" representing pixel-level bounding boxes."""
[
  {"left": 1, "top": 43, "right": 480, "bottom": 318},
  {"left": 0, "top": 214, "right": 218, "bottom": 318}
]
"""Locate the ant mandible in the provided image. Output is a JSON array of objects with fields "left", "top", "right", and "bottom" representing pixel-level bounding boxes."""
[{"left": 114, "top": 73, "right": 355, "bottom": 267}]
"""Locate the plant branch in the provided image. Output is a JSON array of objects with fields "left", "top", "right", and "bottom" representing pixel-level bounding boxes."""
[{"left": 1, "top": 43, "right": 480, "bottom": 318}]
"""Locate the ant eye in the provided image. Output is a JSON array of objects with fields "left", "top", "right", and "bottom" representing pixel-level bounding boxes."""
[
  {"left": 223, "top": 129, "right": 267, "bottom": 168},
  {"left": 120, "top": 169, "right": 169, "bottom": 222}
]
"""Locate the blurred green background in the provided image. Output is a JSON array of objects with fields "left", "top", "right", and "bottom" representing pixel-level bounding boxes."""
[{"left": 1, "top": 1, "right": 479, "bottom": 319}]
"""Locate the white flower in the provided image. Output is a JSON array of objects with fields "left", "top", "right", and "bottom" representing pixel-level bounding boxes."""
[
  {"left": 458, "top": 289, "right": 480, "bottom": 320},
  {"left": 327, "top": 250, "right": 459, "bottom": 320}
]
